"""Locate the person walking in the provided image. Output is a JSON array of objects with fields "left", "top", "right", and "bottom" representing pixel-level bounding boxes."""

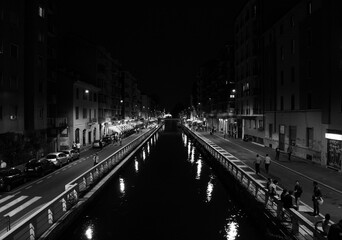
[
  {"left": 275, "top": 147, "right": 280, "bottom": 161},
  {"left": 327, "top": 219, "right": 342, "bottom": 240},
  {"left": 93, "top": 153, "right": 99, "bottom": 166},
  {"left": 312, "top": 181, "right": 322, "bottom": 216},
  {"left": 264, "top": 154, "right": 271, "bottom": 174},
  {"left": 119, "top": 136, "right": 122, "bottom": 146},
  {"left": 254, "top": 154, "right": 262, "bottom": 175},
  {"left": 294, "top": 180, "right": 303, "bottom": 209},
  {"left": 315, "top": 213, "right": 331, "bottom": 236},
  {"left": 287, "top": 145, "right": 293, "bottom": 161}
]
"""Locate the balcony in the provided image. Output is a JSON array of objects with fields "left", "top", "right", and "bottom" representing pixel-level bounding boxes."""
[{"left": 47, "top": 117, "right": 68, "bottom": 129}]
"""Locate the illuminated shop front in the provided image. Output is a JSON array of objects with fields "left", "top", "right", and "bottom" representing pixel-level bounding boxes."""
[{"left": 325, "top": 132, "right": 342, "bottom": 171}]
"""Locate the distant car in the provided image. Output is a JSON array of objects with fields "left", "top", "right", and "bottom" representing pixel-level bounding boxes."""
[
  {"left": 24, "top": 158, "right": 56, "bottom": 178},
  {"left": 92, "top": 140, "right": 104, "bottom": 148},
  {"left": 102, "top": 136, "right": 112, "bottom": 145},
  {"left": 62, "top": 149, "right": 80, "bottom": 162},
  {"left": 46, "top": 152, "right": 68, "bottom": 168},
  {"left": 0, "top": 167, "right": 26, "bottom": 192}
]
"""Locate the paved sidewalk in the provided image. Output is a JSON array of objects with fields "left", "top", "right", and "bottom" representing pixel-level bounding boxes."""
[{"left": 195, "top": 130, "right": 342, "bottom": 224}]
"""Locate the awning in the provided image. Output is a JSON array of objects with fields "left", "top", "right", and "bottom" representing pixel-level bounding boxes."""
[{"left": 108, "top": 125, "right": 122, "bottom": 134}]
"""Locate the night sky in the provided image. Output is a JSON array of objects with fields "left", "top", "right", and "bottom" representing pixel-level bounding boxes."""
[{"left": 58, "top": 5, "right": 246, "bottom": 112}]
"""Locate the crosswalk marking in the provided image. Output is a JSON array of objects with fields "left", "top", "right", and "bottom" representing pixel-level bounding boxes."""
[
  {"left": 0, "top": 195, "right": 17, "bottom": 204},
  {"left": 0, "top": 196, "right": 28, "bottom": 213},
  {"left": 5, "top": 196, "right": 41, "bottom": 217}
]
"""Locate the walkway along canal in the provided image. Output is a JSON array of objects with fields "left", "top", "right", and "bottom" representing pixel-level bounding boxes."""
[{"left": 57, "top": 124, "right": 276, "bottom": 239}]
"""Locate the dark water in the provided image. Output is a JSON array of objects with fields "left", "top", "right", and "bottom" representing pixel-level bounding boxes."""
[{"left": 60, "top": 129, "right": 262, "bottom": 240}]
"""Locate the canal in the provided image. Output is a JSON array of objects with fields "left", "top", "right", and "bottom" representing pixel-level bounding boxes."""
[{"left": 59, "top": 127, "right": 263, "bottom": 240}]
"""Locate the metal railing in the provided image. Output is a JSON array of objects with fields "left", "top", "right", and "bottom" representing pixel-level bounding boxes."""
[
  {"left": 182, "top": 125, "right": 328, "bottom": 240},
  {"left": 1, "top": 124, "right": 161, "bottom": 240}
]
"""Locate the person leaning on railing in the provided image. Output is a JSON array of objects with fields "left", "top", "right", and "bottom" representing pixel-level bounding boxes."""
[{"left": 315, "top": 213, "right": 330, "bottom": 236}]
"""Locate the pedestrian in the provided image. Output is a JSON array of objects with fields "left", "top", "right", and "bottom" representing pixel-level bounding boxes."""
[
  {"left": 287, "top": 144, "right": 293, "bottom": 161},
  {"left": 254, "top": 154, "right": 262, "bottom": 175},
  {"left": 283, "top": 190, "right": 294, "bottom": 209},
  {"left": 312, "top": 181, "right": 322, "bottom": 216},
  {"left": 119, "top": 136, "right": 122, "bottom": 146},
  {"left": 76, "top": 142, "right": 81, "bottom": 153},
  {"left": 264, "top": 154, "right": 271, "bottom": 174},
  {"left": 294, "top": 180, "right": 303, "bottom": 209},
  {"left": 269, "top": 180, "right": 278, "bottom": 204},
  {"left": 93, "top": 153, "right": 99, "bottom": 166},
  {"left": 72, "top": 141, "right": 77, "bottom": 150},
  {"left": 327, "top": 219, "right": 342, "bottom": 240},
  {"left": 315, "top": 213, "right": 331, "bottom": 236},
  {"left": 266, "top": 178, "right": 272, "bottom": 191},
  {"left": 0, "top": 160, "right": 7, "bottom": 168},
  {"left": 275, "top": 147, "right": 280, "bottom": 161}
]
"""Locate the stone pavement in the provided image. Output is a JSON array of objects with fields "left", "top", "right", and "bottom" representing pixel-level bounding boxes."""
[{"left": 196, "top": 130, "right": 342, "bottom": 225}]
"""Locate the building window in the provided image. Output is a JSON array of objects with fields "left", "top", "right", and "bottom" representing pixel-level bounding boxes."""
[
  {"left": 280, "top": 71, "right": 284, "bottom": 85},
  {"left": 83, "top": 90, "right": 87, "bottom": 100},
  {"left": 0, "top": 40, "right": 3, "bottom": 54},
  {"left": 268, "top": 124, "right": 273, "bottom": 138},
  {"left": 94, "top": 93, "right": 97, "bottom": 102},
  {"left": 291, "top": 66, "right": 295, "bottom": 82},
  {"left": 290, "top": 15, "right": 295, "bottom": 28},
  {"left": 94, "top": 109, "right": 96, "bottom": 119},
  {"left": 289, "top": 126, "right": 297, "bottom": 146},
  {"left": 38, "top": 6, "right": 45, "bottom": 18},
  {"left": 307, "top": 29, "right": 312, "bottom": 47},
  {"left": 306, "top": 128, "right": 313, "bottom": 148},
  {"left": 0, "top": 71, "right": 3, "bottom": 86},
  {"left": 280, "top": 46, "right": 284, "bottom": 61},
  {"left": 291, "top": 94, "right": 295, "bottom": 110},
  {"left": 37, "top": 55, "right": 43, "bottom": 67},
  {"left": 10, "top": 75, "right": 18, "bottom": 89},
  {"left": 83, "top": 108, "right": 87, "bottom": 118},
  {"left": 307, "top": 1, "right": 312, "bottom": 15},
  {"left": 279, "top": 23, "right": 283, "bottom": 35},
  {"left": 38, "top": 80, "right": 43, "bottom": 93},
  {"left": 75, "top": 107, "right": 79, "bottom": 119},
  {"left": 76, "top": 88, "right": 79, "bottom": 99},
  {"left": 38, "top": 32, "right": 45, "bottom": 43},
  {"left": 280, "top": 96, "right": 284, "bottom": 110},
  {"left": 307, "top": 60, "right": 312, "bottom": 78},
  {"left": 308, "top": 93, "right": 312, "bottom": 109},
  {"left": 39, "top": 107, "right": 44, "bottom": 118},
  {"left": 253, "top": 4, "right": 257, "bottom": 18},
  {"left": 10, "top": 44, "right": 18, "bottom": 58},
  {"left": 291, "top": 39, "right": 295, "bottom": 54},
  {"left": 0, "top": 105, "right": 2, "bottom": 120}
]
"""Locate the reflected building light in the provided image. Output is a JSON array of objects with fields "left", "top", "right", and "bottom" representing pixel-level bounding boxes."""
[
  {"left": 206, "top": 176, "right": 214, "bottom": 202},
  {"left": 147, "top": 143, "right": 150, "bottom": 154},
  {"left": 196, "top": 159, "right": 202, "bottom": 179},
  {"left": 187, "top": 144, "right": 191, "bottom": 158},
  {"left": 135, "top": 159, "right": 139, "bottom": 173},
  {"left": 85, "top": 224, "right": 94, "bottom": 239},
  {"left": 190, "top": 148, "right": 195, "bottom": 164},
  {"left": 119, "top": 177, "right": 125, "bottom": 194},
  {"left": 142, "top": 150, "right": 146, "bottom": 160},
  {"left": 224, "top": 221, "right": 238, "bottom": 240}
]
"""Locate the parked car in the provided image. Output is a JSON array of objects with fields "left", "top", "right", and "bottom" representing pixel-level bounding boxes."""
[
  {"left": 92, "top": 140, "right": 104, "bottom": 148},
  {"left": 46, "top": 152, "right": 68, "bottom": 168},
  {"left": 24, "top": 158, "right": 56, "bottom": 178},
  {"left": 0, "top": 167, "right": 26, "bottom": 192},
  {"left": 62, "top": 149, "right": 80, "bottom": 162}
]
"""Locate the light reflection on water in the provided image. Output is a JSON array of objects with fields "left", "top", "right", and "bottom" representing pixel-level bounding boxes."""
[
  {"left": 206, "top": 175, "right": 214, "bottom": 202},
  {"left": 119, "top": 177, "right": 125, "bottom": 195},
  {"left": 134, "top": 157, "right": 139, "bottom": 173},
  {"left": 224, "top": 221, "right": 239, "bottom": 240},
  {"left": 196, "top": 158, "right": 202, "bottom": 180}
]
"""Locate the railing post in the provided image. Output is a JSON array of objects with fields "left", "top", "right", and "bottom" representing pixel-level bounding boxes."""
[{"left": 291, "top": 215, "right": 299, "bottom": 235}]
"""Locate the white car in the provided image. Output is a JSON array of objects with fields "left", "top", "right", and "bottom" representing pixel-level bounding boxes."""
[
  {"left": 62, "top": 149, "right": 80, "bottom": 162},
  {"left": 46, "top": 152, "right": 68, "bottom": 168}
]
